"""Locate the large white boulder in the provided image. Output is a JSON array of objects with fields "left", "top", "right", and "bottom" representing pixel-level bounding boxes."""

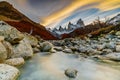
[
  {"left": 40, "top": 41, "right": 53, "bottom": 52},
  {"left": 5, "top": 58, "right": 25, "bottom": 67},
  {"left": 0, "top": 64, "right": 20, "bottom": 80},
  {"left": 0, "top": 21, "right": 24, "bottom": 44},
  {"left": 2, "top": 41, "right": 14, "bottom": 59},
  {"left": 23, "top": 33, "right": 38, "bottom": 47},
  {"left": 0, "top": 42, "right": 7, "bottom": 62},
  {"left": 12, "top": 38, "right": 33, "bottom": 59}
]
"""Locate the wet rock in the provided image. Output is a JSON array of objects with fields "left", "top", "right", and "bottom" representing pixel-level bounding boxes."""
[
  {"left": 78, "top": 47, "right": 87, "bottom": 53},
  {"left": 50, "top": 49, "right": 56, "bottom": 53},
  {"left": 115, "top": 31, "right": 120, "bottom": 36},
  {"left": 0, "top": 42, "right": 7, "bottom": 62},
  {"left": 104, "top": 42, "right": 115, "bottom": 49},
  {"left": 63, "top": 48, "right": 73, "bottom": 53},
  {"left": 102, "top": 49, "right": 113, "bottom": 54},
  {"left": 54, "top": 47, "right": 63, "bottom": 51},
  {"left": 5, "top": 58, "right": 25, "bottom": 67},
  {"left": 65, "top": 68, "right": 78, "bottom": 78},
  {"left": 96, "top": 45, "right": 105, "bottom": 51},
  {"left": 70, "top": 46, "right": 78, "bottom": 52},
  {"left": 2, "top": 41, "right": 13, "bottom": 59},
  {"left": 104, "top": 53, "right": 120, "bottom": 61},
  {"left": 52, "top": 40, "right": 64, "bottom": 46},
  {"left": 0, "top": 21, "right": 24, "bottom": 44},
  {"left": 12, "top": 38, "right": 33, "bottom": 59},
  {"left": 0, "top": 64, "right": 20, "bottom": 80},
  {"left": 24, "top": 33, "right": 38, "bottom": 47},
  {"left": 32, "top": 47, "right": 40, "bottom": 53},
  {"left": 40, "top": 41, "right": 53, "bottom": 52},
  {"left": 116, "top": 45, "right": 120, "bottom": 52}
]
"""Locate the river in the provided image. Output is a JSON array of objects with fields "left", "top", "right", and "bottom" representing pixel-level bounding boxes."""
[{"left": 19, "top": 52, "right": 120, "bottom": 80}]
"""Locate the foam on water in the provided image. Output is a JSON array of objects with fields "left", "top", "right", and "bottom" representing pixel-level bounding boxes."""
[{"left": 19, "top": 52, "right": 120, "bottom": 80}]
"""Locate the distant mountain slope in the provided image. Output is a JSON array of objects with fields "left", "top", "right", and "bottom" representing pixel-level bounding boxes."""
[
  {"left": 0, "top": 1, "right": 57, "bottom": 40},
  {"left": 107, "top": 14, "right": 120, "bottom": 25}
]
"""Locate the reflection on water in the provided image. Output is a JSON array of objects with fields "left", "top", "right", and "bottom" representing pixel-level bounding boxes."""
[{"left": 19, "top": 52, "right": 120, "bottom": 80}]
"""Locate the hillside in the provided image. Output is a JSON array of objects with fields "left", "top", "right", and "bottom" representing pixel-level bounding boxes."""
[{"left": 0, "top": 1, "right": 57, "bottom": 40}]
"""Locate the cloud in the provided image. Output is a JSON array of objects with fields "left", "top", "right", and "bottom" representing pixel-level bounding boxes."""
[
  {"left": 41, "top": 0, "right": 120, "bottom": 28},
  {"left": 1, "top": 0, "right": 120, "bottom": 28}
]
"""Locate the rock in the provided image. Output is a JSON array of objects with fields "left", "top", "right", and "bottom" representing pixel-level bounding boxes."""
[
  {"left": 96, "top": 45, "right": 105, "bottom": 51},
  {"left": 54, "top": 47, "right": 63, "bottom": 51},
  {"left": 104, "top": 42, "right": 115, "bottom": 49},
  {"left": 32, "top": 47, "right": 40, "bottom": 53},
  {"left": 65, "top": 68, "right": 78, "bottom": 78},
  {"left": 90, "top": 50, "right": 102, "bottom": 56},
  {"left": 0, "top": 64, "right": 20, "bottom": 80},
  {"left": 40, "top": 41, "right": 53, "bottom": 52},
  {"left": 50, "top": 49, "right": 56, "bottom": 53},
  {"left": 78, "top": 47, "right": 87, "bottom": 53},
  {"left": 115, "top": 31, "right": 120, "bottom": 36},
  {"left": 0, "top": 36, "right": 4, "bottom": 41},
  {"left": 104, "top": 53, "right": 120, "bottom": 61},
  {"left": 70, "top": 46, "right": 78, "bottom": 52},
  {"left": 63, "top": 48, "right": 73, "bottom": 53},
  {"left": 0, "top": 21, "right": 24, "bottom": 44},
  {"left": 102, "top": 49, "right": 113, "bottom": 54},
  {"left": 2, "top": 41, "right": 13, "bottom": 59},
  {"left": 0, "top": 42, "right": 7, "bottom": 62},
  {"left": 12, "top": 38, "right": 33, "bottom": 59},
  {"left": 116, "top": 45, "right": 120, "bottom": 52},
  {"left": 24, "top": 33, "right": 38, "bottom": 47},
  {"left": 5, "top": 58, "right": 25, "bottom": 67},
  {"left": 52, "top": 40, "right": 64, "bottom": 46}
]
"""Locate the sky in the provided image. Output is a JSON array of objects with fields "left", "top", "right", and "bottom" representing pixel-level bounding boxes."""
[{"left": 2, "top": 0, "right": 120, "bottom": 29}]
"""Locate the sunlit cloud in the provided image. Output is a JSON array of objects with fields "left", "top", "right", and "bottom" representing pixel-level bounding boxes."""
[
  {"left": 2, "top": 0, "right": 120, "bottom": 28},
  {"left": 41, "top": 0, "right": 120, "bottom": 28},
  {"left": 41, "top": 0, "right": 100, "bottom": 26}
]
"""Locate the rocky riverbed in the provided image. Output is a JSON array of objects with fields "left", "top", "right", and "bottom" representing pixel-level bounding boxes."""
[
  {"left": 1, "top": 20, "right": 120, "bottom": 80},
  {"left": 19, "top": 29, "right": 120, "bottom": 80}
]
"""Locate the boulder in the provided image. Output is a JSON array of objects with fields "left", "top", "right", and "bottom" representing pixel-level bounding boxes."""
[
  {"left": 115, "top": 31, "right": 120, "bottom": 36},
  {"left": 0, "top": 42, "right": 7, "bottom": 62},
  {"left": 40, "top": 41, "right": 53, "bottom": 52},
  {"left": 32, "top": 47, "right": 40, "bottom": 53},
  {"left": 63, "top": 48, "right": 73, "bottom": 53},
  {"left": 105, "top": 53, "right": 120, "bottom": 61},
  {"left": 65, "top": 68, "right": 78, "bottom": 78},
  {"left": 0, "top": 64, "right": 20, "bottom": 80},
  {"left": 2, "top": 41, "right": 13, "bottom": 59},
  {"left": 0, "top": 21, "right": 24, "bottom": 44},
  {"left": 5, "top": 58, "right": 25, "bottom": 67},
  {"left": 102, "top": 49, "right": 113, "bottom": 54},
  {"left": 12, "top": 38, "right": 33, "bottom": 59},
  {"left": 0, "top": 36, "right": 4, "bottom": 42},
  {"left": 24, "top": 33, "right": 38, "bottom": 47},
  {"left": 97, "top": 53, "right": 120, "bottom": 61},
  {"left": 116, "top": 45, "right": 120, "bottom": 52}
]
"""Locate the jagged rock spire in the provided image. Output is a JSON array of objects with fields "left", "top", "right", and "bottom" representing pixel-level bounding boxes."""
[
  {"left": 77, "top": 18, "right": 85, "bottom": 27},
  {"left": 68, "top": 22, "right": 75, "bottom": 30},
  {"left": 59, "top": 26, "right": 64, "bottom": 32}
]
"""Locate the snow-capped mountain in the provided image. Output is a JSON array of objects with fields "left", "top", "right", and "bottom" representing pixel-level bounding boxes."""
[
  {"left": 107, "top": 14, "right": 120, "bottom": 25},
  {"left": 49, "top": 19, "right": 85, "bottom": 36}
]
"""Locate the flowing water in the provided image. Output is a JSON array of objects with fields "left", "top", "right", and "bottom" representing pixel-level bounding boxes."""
[{"left": 19, "top": 52, "right": 120, "bottom": 80}]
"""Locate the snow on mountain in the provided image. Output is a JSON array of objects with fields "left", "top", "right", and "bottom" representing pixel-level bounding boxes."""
[
  {"left": 107, "top": 14, "right": 120, "bottom": 25},
  {"left": 48, "top": 18, "right": 85, "bottom": 36}
]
